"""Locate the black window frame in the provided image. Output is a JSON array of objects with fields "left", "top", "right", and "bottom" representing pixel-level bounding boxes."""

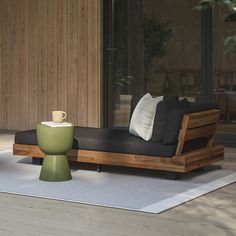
[{"left": 103, "top": 1, "right": 236, "bottom": 147}]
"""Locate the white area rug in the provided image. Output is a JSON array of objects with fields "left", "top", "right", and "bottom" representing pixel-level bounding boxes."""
[{"left": 0, "top": 149, "right": 235, "bottom": 214}]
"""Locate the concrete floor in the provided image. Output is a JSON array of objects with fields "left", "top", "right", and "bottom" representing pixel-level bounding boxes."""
[{"left": 0, "top": 134, "right": 235, "bottom": 236}]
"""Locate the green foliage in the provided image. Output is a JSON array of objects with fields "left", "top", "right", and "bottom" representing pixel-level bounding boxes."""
[
  {"left": 224, "top": 33, "right": 236, "bottom": 54},
  {"left": 114, "top": 68, "right": 133, "bottom": 88},
  {"left": 193, "top": 0, "right": 236, "bottom": 11},
  {"left": 143, "top": 16, "right": 172, "bottom": 77},
  {"left": 194, "top": 0, "right": 236, "bottom": 55},
  {"left": 113, "top": 16, "right": 172, "bottom": 88}
]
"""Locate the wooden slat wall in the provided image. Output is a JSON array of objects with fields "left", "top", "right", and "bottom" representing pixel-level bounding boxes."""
[
  {"left": 47, "top": 0, "right": 58, "bottom": 119},
  {"left": 0, "top": 0, "right": 101, "bottom": 130},
  {"left": 38, "top": 0, "right": 48, "bottom": 122},
  {"left": 57, "top": 0, "right": 68, "bottom": 114},
  {"left": 28, "top": 0, "right": 39, "bottom": 129},
  {"left": 78, "top": 0, "right": 88, "bottom": 126},
  {"left": 68, "top": 0, "right": 78, "bottom": 124},
  {"left": 10, "top": 0, "right": 20, "bottom": 130},
  {"left": 19, "top": 0, "right": 29, "bottom": 130},
  {"left": 1, "top": 0, "right": 11, "bottom": 129},
  {"left": 0, "top": 1, "right": 1, "bottom": 128},
  {"left": 88, "top": 0, "right": 101, "bottom": 127}
]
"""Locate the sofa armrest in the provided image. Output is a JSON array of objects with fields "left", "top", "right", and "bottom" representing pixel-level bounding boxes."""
[
  {"left": 163, "top": 103, "right": 218, "bottom": 145},
  {"left": 175, "top": 109, "right": 220, "bottom": 156}
]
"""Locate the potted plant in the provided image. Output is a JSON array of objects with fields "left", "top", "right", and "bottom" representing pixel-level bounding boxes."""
[
  {"left": 113, "top": 68, "right": 133, "bottom": 109},
  {"left": 143, "top": 16, "right": 172, "bottom": 81}
]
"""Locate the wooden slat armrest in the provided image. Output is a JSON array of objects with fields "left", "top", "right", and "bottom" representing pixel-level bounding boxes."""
[
  {"left": 175, "top": 109, "right": 220, "bottom": 156},
  {"left": 187, "top": 109, "right": 220, "bottom": 128},
  {"left": 185, "top": 124, "right": 217, "bottom": 141}
]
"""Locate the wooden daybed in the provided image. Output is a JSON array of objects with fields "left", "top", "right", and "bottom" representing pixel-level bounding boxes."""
[{"left": 13, "top": 109, "right": 224, "bottom": 174}]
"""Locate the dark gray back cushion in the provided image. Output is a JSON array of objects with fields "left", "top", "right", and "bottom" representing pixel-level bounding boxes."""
[
  {"left": 129, "top": 95, "right": 217, "bottom": 145},
  {"left": 152, "top": 97, "right": 189, "bottom": 142},
  {"left": 163, "top": 103, "right": 218, "bottom": 145},
  {"left": 151, "top": 101, "right": 169, "bottom": 142}
]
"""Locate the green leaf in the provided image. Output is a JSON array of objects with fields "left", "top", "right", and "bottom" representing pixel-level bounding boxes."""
[
  {"left": 194, "top": 0, "right": 236, "bottom": 11},
  {"left": 199, "top": 0, "right": 215, "bottom": 3},
  {"left": 224, "top": 33, "right": 236, "bottom": 55},
  {"left": 224, "top": 36, "right": 233, "bottom": 46},
  {"left": 193, "top": 5, "right": 205, "bottom": 10}
]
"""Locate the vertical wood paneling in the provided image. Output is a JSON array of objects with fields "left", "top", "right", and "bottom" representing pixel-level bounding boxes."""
[
  {"left": 19, "top": 0, "right": 28, "bottom": 130},
  {"left": 47, "top": 0, "right": 58, "bottom": 119},
  {"left": 10, "top": 0, "right": 20, "bottom": 130},
  {"left": 78, "top": 0, "right": 88, "bottom": 126},
  {"left": 57, "top": 0, "right": 68, "bottom": 113},
  {"left": 0, "top": 1, "right": 2, "bottom": 128},
  {"left": 88, "top": 0, "right": 101, "bottom": 127},
  {"left": 38, "top": 0, "right": 48, "bottom": 122},
  {"left": 28, "top": 0, "right": 39, "bottom": 128},
  {"left": 0, "top": 0, "right": 101, "bottom": 130},
  {"left": 68, "top": 0, "right": 78, "bottom": 124},
  {"left": 1, "top": 0, "right": 11, "bottom": 129}
]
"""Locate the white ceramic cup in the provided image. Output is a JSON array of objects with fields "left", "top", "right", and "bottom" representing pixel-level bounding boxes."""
[{"left": 52, "top": 111, "right": 67, "bottom": 123}]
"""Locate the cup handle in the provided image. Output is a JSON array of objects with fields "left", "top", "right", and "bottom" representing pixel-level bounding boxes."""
[{"left": 62, "top": 112, "right": 67, "bottom": 120}]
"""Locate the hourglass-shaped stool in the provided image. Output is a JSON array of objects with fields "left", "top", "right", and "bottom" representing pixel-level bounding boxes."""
[{"left": 36, "top": 124, "right": 74, "bottom": 182}]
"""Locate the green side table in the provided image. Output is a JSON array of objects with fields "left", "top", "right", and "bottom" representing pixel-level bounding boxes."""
[{"left": 36, "top": 124, "right": 74, "bottom": 182}]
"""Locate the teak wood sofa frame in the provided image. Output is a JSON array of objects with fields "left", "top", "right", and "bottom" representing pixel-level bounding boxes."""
[{"left": 13, "top": 109, "right": 224, "bottom": 173}]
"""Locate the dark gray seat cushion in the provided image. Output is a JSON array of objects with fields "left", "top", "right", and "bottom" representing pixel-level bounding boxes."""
[
  {"left": 14, "top": 127, "right": 208, "bottom": 157},
  {"left": 15, "top": 130, "right": 37, "bottom": 146},
  {"left": 15, "top": 127, "right": 177, "bottom": 157},
  {"left": 73, "top": 127, "right": 176, "bottom": 157}
]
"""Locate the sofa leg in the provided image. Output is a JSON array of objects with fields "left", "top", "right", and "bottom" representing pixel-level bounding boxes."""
[
  {"left": 32, "top": 157, "right": 43, "bottom": 165},
  {"left": 164, "top": 171, "right": 180, "bottom": 180},
  {"left": 96, "top": 164, "right": 102, "bottom": 172}
]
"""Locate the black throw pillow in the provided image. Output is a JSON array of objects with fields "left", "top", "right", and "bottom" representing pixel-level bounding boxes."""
[
  {"left": 163, "top": 95, "right": 179, "bottom": 106},
  {"left": 151, "top": 101, "right": 169, "bottom": 142},
  {"left": 152, "top": 97, "right": 190, "bottom": 143},
  {"left": 177, "top": 98, "right": 190, "bottom": 108}
]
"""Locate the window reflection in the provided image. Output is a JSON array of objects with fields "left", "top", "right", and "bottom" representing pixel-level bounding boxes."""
[
  {"left": 112, "top": 0, "right": 201, "bottom": 127},
  {"left": 214, "top": 6, "right": 236, "bottom": 133}
]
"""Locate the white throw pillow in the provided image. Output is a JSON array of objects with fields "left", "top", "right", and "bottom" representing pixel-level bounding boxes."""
[{"left": 129, "top": 93, "right": 163, "bottom": 141}]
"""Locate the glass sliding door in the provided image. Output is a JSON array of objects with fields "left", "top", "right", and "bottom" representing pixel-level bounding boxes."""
[
  {"left": 214, "top": 6, "right": 236, "bottom": 134},
  {"left": 104, "top": 0, "right": 202, "bottom": 128}
]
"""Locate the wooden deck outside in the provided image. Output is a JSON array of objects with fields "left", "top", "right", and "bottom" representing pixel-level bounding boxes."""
[{"left": 0, "top": 133, "right": 236, "bottom": 235}]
